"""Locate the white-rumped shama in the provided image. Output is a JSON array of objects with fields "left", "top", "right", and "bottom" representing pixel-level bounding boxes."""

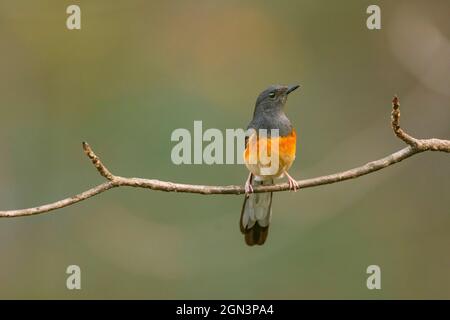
[{"left": 240, "top": 84, "right": 300, "bottom": 246}]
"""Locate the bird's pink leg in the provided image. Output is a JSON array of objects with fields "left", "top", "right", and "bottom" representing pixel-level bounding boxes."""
[
  {"left": 244, "top": 172, "right": 253, "bottom": 197},
  {"left": 284, "top": 171, "right": 299, "bottom": 192}
]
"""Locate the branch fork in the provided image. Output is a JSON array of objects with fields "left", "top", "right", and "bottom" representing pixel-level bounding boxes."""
[{"left": 391, "top": 96, "right": 450, "bottom": 152}]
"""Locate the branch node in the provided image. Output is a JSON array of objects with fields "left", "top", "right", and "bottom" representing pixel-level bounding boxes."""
[{"left": 82, "top": 142, "right": 115, "bottom": 181}]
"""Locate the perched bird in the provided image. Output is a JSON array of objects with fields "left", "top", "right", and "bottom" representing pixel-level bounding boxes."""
[{"left": 240, "top": 84, "right": 300, "bottom": 246}]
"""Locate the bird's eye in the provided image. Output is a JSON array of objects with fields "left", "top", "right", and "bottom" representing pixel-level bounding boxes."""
[{"left": 269, "top": 92, "right": 276, "bottom": 99}]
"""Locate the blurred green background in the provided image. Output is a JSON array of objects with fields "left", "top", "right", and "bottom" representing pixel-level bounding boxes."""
[{"left": 0, "top": 0, "right": 449, "bottom": 299}]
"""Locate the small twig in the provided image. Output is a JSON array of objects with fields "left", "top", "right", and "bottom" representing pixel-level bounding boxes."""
[
  {"left": 0, "top": 96, "right": 448, "bottom": 218},
  {"left": 82, "top": 142, "right": 115, "bottom": 181},
  {"left": 391, "top": 95, "right": 419, "bottom": 147}
]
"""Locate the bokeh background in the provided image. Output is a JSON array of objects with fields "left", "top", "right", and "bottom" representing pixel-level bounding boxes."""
[{"left": 0, "top": 0, "right": 449, "bottom": 299}]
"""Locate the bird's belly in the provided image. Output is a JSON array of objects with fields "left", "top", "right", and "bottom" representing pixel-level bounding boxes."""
[{"left": 244, "top": 130, "right": 296, "bottom": 179}]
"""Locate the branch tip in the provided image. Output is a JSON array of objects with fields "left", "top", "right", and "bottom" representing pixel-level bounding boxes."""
[{"left": 392, "top": 95, "right": 399, "bottom": 108}]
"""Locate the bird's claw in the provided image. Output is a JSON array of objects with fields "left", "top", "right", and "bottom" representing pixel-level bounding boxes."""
[{"left": 286, "top": 173, "right": 299, "bottom": 192}]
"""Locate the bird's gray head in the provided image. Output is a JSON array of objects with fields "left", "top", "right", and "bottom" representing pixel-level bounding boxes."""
[{"left": 254, "top": 84, "right": 300, "bottom": 115}]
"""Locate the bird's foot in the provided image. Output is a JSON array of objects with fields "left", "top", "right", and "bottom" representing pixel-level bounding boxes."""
[
  {"left": 285, "top": 171, "right": 299, "bottom": 192},
  {"left": 244, "top": 182, "right": 253, "bottom": 196},
  {"left": 244, "top": 173, "right": 254, "bottom": 197}
]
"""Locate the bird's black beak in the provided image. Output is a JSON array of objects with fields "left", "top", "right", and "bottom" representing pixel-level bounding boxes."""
[{"left": 286, "top": 84, "right": 300, "bottom": 95}]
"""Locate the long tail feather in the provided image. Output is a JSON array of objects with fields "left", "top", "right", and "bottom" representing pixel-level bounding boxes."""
[{"left": 240, "top": 179, "right": 273, "bottom": 246}]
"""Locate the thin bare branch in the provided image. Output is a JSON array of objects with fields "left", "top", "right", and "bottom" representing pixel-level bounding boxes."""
[{"left": 0, "top": 96, "right": 448, "bottom": 218}]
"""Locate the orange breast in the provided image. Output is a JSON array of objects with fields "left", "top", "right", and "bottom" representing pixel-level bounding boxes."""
[{"left": 244, "top": 130, "right": 297, "bottom": 178}]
